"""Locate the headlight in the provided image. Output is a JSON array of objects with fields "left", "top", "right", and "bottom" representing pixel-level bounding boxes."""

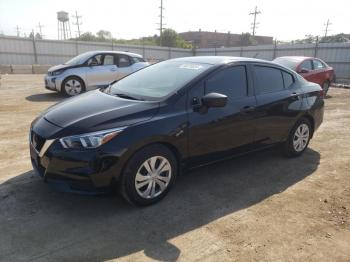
[
  {"left": 51, "top": 70, "right": 64, "bottom": 76},
  {"left": 59, "top": 127, "right": 126, "bottom": 149}
]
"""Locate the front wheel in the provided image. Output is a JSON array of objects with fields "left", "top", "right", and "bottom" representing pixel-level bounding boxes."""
[
  {"left": 283, "top": 118, "right": 312, "bottom": 157},
  {"left": 119, "top": 144, "right": 177, "bottom": 206},
  {"left": 62, "top": 76, "right": 85, "bottom": 96}
]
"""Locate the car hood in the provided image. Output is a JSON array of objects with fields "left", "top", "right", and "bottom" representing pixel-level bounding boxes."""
[
  {"left": 42, "top": 90, "right": 159, "bottom": 136},
  {"left": 48, "top": 64, "right": 78, "bottom": 73}
]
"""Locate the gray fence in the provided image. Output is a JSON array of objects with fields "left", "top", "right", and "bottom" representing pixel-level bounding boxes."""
[{"left": 1, "top": 35, "right": 349, "bottom": 82}]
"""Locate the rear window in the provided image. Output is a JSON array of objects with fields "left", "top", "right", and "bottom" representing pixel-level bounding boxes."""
[
  {"left": 254, "top": 66, "right": 284, "bottom": 94},
  {"left": 282, "top": 71, "right": 294, "bottom": 88}
]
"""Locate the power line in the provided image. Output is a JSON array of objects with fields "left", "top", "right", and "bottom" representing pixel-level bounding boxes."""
[
  {"left": 249, "top": 6, "right": 261, "bottom": 36},
  {"left": 324, "top": 19, "right": 332, "bottom": 37},
  {"left": 72, "top": 11, "right": 82, "bottom": 37}
]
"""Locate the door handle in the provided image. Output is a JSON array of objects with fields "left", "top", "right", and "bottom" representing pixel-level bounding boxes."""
[
  {"left": 290, "top": 92, "right": 301, "bottom": 100},
  {"left": 240, "top": 106, "right": 255, "bottom": 113}
]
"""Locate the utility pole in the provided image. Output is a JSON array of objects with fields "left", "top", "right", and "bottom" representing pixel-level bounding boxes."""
[
  {"left": 37, "top": 22, "right": 44, "bottom": 38},
  {"left": 15, "top": 25, "right": 21, "bottom": 37},
  {"left": 324, "top": 19, "right": 331, "bottom": 37},
  {"left": 72, "top": 11, "right": 82, "bottom": 37},
  {"left": 249, "top": 6, "right": 261, "bottom": 36},
  {"left": 157, "top": 0, "right": 165, "bottom": 46}
]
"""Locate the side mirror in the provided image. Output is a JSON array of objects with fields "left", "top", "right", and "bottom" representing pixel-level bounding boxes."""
[
  {"left": 201, "top": 92, "right": 228, "bottom": 108},
  {"left": 299, "top": 68, "right": 310, "bottom": 74}
]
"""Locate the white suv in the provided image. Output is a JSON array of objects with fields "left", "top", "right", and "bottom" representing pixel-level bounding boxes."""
[{"left": 45, "top": 51, "right": 149, "bottom": 96}]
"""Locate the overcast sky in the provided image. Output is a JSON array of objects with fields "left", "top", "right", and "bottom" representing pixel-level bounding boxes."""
[{"left": 0, "top": 0, "right": 348, "bottom": 41}]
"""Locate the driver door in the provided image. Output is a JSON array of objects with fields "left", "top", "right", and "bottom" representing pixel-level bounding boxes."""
[
  {"left": 86, "top": 54, "right": 118, "bottom": 88},
  {"left": 187, "top": 65, "right": 257, "bottom": 165}
]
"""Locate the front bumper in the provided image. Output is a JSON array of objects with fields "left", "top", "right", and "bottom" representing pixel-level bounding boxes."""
[
  {"left": 44, "top": 74, "right": 64, "bottom": 92},
  {"left": 29, "top": 134, "right": 120, "bottom": 195}
]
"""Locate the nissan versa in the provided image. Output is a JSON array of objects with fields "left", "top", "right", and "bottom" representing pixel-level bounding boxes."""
[{"left": 30, "top": 56, "right": 324, "bottom": 206}]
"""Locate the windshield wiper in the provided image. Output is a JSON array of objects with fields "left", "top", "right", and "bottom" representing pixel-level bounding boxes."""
[{"left": 114, "top": 93, "right": 142, "bottom": 101}]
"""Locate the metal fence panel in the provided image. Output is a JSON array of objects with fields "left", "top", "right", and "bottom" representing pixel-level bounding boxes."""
[{"left": 0, "top": 36, "right": 349, "bottom": 82}]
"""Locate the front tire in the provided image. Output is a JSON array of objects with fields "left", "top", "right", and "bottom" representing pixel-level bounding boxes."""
[
  {"left": 119, "top": 144, "right": 177, "bottom": 206},
  {"left": 283, "top": 118, "right": 312, "bottom": 157},
  {"left": 62, "top": 76, "right": 85, "bottom": 96}
]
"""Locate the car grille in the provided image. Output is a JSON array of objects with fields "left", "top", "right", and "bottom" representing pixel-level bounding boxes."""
[{"left": 31, "top": 130, "right": 46, "bottom": 152}]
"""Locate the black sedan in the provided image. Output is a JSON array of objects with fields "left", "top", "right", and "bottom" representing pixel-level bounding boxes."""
[{"left": 29, "top": 56, "right": 324, "bottom": 205}]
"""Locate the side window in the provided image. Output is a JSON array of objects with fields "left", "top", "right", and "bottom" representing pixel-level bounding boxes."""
[
  {"left": 132, "top": 57, "right": 146, "bottom": 63},
  {"left": 313, "top": 59, "right": 325, "bottom": 70},
  {"left": 117, "top": 55, "right": 131, "bottom": 67},
  {"left": 103, "top": 55, "right": 115, "bottom": 65},
  {"left": 205, "top": 66, "right": 247, "bottom": 98},
  {"left": 254, "top": 66, "right": 284, "bottom": 94},
  {"left": 300, "top": 60, "right": 313, "bottom": 71},
  {"left": 87, "top": 54, "right": 103, "bottom": 66},
  {"left": 282, "top": 71, "right": 294, "bottom": 88}
]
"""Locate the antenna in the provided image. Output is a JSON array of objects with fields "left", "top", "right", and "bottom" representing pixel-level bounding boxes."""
[
  {"left": 249, "top": 6, "right": 261, "bottom": 36},
  {"left": 324, "top": 19, "right": 332, "bottom": 37},
  {"left": 72, "top": 11, "right": 82, "bottom": 37}
]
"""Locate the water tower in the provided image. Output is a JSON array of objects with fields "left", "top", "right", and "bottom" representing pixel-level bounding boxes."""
[{"left": 57, "top": 11, "right": 72, "bottom": 40}]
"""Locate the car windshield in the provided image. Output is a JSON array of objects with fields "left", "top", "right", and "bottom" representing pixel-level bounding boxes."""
[
  {"left": 64, "top": 52, "right": 93, "bottom": 65},
  {"left": 273, "top": 57, "right": 301, "bottom": 70},
  {"left": 108, "top": 60, "right": 212, "bottom": 99}
]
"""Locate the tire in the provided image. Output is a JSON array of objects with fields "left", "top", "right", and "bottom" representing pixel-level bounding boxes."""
[
  {"left": 322, "top": 80, "right": 330, "bottom": 97},
  {"left": 62, "top": 76, "right": 85, "bottom": 97},
  {"left": 283, "top": 118, "right": 312, "bottom": 157},
  {"left": 119, "top": 144, "right": 178, "bottom": 206}
]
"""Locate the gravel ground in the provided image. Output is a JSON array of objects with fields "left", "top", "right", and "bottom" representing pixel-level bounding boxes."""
[{"left": 0, "top": 74, "right": 349, "bottom": 262}]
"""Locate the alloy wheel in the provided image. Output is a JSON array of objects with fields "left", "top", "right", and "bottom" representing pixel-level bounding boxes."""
[
  {"left": 135, "top": 156, "right": 172, "bottom": 199},
  {"left": 64, "top": 79, "right": 82, "bottom": 96},
  {"left": 293, "top": 123, "right": 310, "bottom": 152}
]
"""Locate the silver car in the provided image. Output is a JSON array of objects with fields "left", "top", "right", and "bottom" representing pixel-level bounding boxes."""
[{"left": 44, "top": 51, "right": 149, "bottom": 96}]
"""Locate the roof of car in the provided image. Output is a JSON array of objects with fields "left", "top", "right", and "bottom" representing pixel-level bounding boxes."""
[
  {"left": 275, "top": 56, "right": 313, "bottom": 61},
  {"left": 169, "top": 56, "right": 272, "bottom": 65},
  {"left": 84, "top": 50, "right": 143, "bottom": 58}
]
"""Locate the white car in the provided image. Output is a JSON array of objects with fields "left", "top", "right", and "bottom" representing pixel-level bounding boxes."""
[{"left": 45, "top": 51, "right": 149, "bottom": 96}]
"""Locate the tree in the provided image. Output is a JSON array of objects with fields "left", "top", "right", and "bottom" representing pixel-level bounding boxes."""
[
  {"left": 76, "top": 32, "right": 98, "bottom": 41},
  {"left": 160, "top": 29, "right": 192, "bottom": 48},
  {"left": 240, "top": 33, "right": 258, "bottom": 46},
  {"left": 96, "top": 30, "right": 112, "bottom": 40}
]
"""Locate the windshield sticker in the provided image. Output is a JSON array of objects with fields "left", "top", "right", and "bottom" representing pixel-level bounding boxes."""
[{"left": 179, "top": 64, "right": 203, "bottom": 70}]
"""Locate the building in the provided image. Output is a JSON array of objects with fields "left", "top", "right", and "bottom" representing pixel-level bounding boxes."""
[{"left": 179, "top": 30, "right": 273, "bottom": 48}]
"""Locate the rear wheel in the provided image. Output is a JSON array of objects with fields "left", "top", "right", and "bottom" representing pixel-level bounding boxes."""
[
  {"left": 283, "top": 118, "right": 312, "bottom": 157},
  {"left": 119, "top": 144, "right": 177, "bottom": 206},
  {"left": 62, "top": 76, "right": 85, "bottom": 96}
]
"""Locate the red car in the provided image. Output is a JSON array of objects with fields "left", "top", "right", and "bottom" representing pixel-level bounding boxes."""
[{"left": 273, "top": 56, "right": 335, "bottom": 95}]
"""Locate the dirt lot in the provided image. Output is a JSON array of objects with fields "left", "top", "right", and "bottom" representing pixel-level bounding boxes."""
[{"left": 0, "top": 74, "right": 349, "bottom": 262}]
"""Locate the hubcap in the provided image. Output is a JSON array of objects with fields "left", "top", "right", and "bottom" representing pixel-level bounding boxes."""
[
  {"left": 135, "top": 156, "right": 172, "bottom": 199},
  {"left": 293, "top": 123, "right": 310, "bottom": 152},
  {"left": 65, "top": 79, "right": 82, "bottom": 96}
]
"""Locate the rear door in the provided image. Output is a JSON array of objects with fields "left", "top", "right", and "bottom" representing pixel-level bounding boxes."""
[
  {"left": 86, "top": 54, "right": 118, "bottom": 88},
  {"left": 311, "top": 59, "right": 328, "bottom": 86},
  {"left": 187, "top": 64, "right": 257, "bottom": 165},
  {"left": 252, "top": 65, "right": 303, "bottom": 146}
]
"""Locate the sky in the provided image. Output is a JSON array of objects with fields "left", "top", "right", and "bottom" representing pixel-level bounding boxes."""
[{"left": 0, "top": 0, "right": 348, "bottom": 41}]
